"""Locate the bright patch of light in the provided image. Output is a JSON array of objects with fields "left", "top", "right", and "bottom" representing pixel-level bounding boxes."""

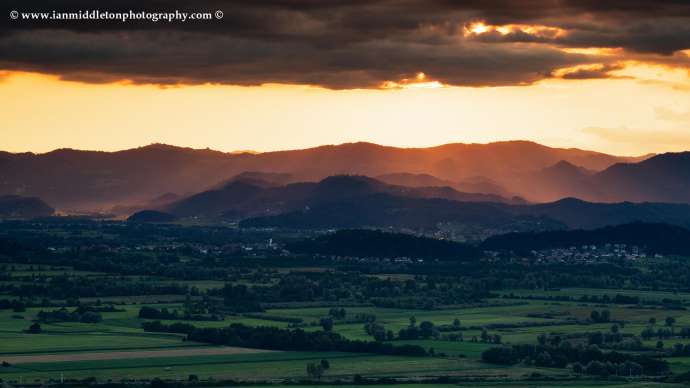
[
  {"left": 464, "top": 21, "right": 567, "bottom": 39},
  {"left": 381, "top": 72, "right": 445, "bottom": 90}
]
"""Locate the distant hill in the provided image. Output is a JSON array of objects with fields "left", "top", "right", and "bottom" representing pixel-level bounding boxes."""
[
  {"left": 0, "top": 141, "right": 643, "bottom": 211},
  {"left": 288, "top": 229, "right": 481, "bottom": 260},
  {"left": 588, "top": 152, "right": 690, "bottom": 203},
  {"left": 127, "top": 210, "right": 178, "bottom": 223},
  {"left": 509, "top": 153, "right": 690, "bottom": 203},
  {"left": 215, "top": 171, "right": 296, "bottom": 189},
  {"left": 0, "top": 195, "right": 54, "bottom": 218},
  {"left": 377, "top": 173, "right": 456, "bottom": 188},
  {"left": 163, "top": 175, "right": 522, "bottom": 219},
  {"left": 111, "top": 192, "right": 182, "bottom": 216},
  {"left": 239, "top": 194, "right": 560, "bottom": 232},
  {"left": 241, "top": 195, "right": 690, "bottom": 232},
  {"left": 482, "top": 222, "right": 690, "bottom": 255},
  {"left": 509, "top": 161, "right": 594, "bottom": 202},
  {"left": 456, "top": 176, "right": 517, "bottom": 198}
]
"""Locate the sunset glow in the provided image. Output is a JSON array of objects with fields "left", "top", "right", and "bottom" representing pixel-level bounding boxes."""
[
  {"left": 1, "top": 1, "right": 689, "bottom": 157},
  {"left": 2, "top": 64, "right": 688, "bottom": 156},
  {"left": 464, "top": 21, "right": 567, "bottom": 39}
]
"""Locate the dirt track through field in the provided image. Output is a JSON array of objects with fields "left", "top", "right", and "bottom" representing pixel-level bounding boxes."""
[{"left": 1, "top": 346, "right": 275, "bottom": 364}]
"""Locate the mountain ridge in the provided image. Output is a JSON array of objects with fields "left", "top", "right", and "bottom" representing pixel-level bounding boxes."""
[{"left": 0, "top": 141, "right": 649, "bottom": 211}]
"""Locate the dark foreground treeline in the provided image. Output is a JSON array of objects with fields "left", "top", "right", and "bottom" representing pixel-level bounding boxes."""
[
  {"left": 288, "top": 229, "right": 480, "bottom": 260},
  {"left": 143, "top": 321, "right": 427, "bottom": 356},
  {"left": 482, "top": 343, "right": 669, "bottom": 376}
]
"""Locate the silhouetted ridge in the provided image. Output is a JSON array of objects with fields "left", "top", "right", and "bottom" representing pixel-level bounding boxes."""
[
  {"left": 127, "top": 210, "right": 178, "bottom": 223},
  {"left": 0, "top": 195, "right": 54, "bottom": 218},
  {"left": 0, "top": 141, "right": 647, "bottom": 211},
  {"left": 164, "top": 174, "right": 521, "bottom": 220},
  {"left": 288, "top": 229, "right": 480, "bottom": 260},
  {"left": 482, "top": 222, "right": 690, "bottom": 255}
]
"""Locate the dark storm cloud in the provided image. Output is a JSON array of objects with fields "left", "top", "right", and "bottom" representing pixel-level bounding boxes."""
[{"left": 0, "top": 1, "right": 688, "bottom": 88}]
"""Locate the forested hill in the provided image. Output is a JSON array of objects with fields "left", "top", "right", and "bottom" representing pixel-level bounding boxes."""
[
  {"left": 288, "top": 229, "right": 481, "bottom": 261},
  {"left": 482, "top": 222, "right": 690, "bottom": 255}
]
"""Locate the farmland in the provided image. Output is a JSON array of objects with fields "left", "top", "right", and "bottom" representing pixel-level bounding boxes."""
[{"left": 2, "top": 220, "right": 690, "bottom": 387}]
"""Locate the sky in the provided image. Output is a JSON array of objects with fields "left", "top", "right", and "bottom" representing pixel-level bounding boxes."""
[{"left": 1, "top": 1, "right": 689, "bottom": 156}]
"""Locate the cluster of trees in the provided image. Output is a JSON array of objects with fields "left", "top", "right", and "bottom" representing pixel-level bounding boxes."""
[
  {"left": 482, "top": 342, "right": 668, "bottom": 375},
  {"left": 288, "top": 229, "right": 480, "bottom": 261},
  {"left": 11, "top": 220, "right": 690, "bottom": 314},
  {"left": 0, "top": 299, "right": 27, "bottom": 312},
  {"left": 364, "top": 321, "right": 393, "bottom": 341},
  {"left": 138, "top": 306, "right": 222, "bottom": 321},
  {"left": 141, "top": 320, "right": 195, "bottom": 334},
  {"left": 4, "top": 275, "right": 188, "bottom": 299},
  {"left": 572, "top": 360, "right": 643, "bottom": 377},
  {"left": 144, "top": 321, "right": 427, "bottom": 357},
  {"left": 36, "top": 307, "right": 102, "bottom": 323},
  {"left": 589, "top": 310, "right": 611, "bottom": 323},
  {"left": 328, "top": 307, "right": 347, "bottom": 319},
  {"left": 640, "top": 316, "right": 682, "bottom": 340},
  {"left": 398, "top": 318, "right": 439, "bottom": 340},
  {"left": 26, "top": 322, "right": 42, "bottom": 333},
  {"left": 306, "top": 360, "right": 330, "bottom": 380},
  {"left": 669, "top": 343, "right": 690, "bottom": 357}
]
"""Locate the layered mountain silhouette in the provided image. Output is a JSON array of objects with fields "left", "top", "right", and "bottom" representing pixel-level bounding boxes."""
[
  {"left": 163, "top": 175, "right": 524, "bottom": 219},
  {"left": 0, "top": 141, "right": 651, "bottom": 211},
  {"left": 0, "top": 195, "right": 54, "bottom": 218},
  {"left": 239, "top": 193, "right": 690, "bottom": 232},
  {"left": 588, "top": 152, "right": 690, "bottom": 203}
]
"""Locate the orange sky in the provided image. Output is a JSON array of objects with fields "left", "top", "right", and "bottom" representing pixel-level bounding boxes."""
[{"left": 2, "top": 61, "right": 689, "bottom": 156}]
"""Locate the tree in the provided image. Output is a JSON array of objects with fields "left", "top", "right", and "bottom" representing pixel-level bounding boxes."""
[
  {"left": 535, "top": 351, "right": 552, "bottom": 367},
  {"left": 80, "top": 311, "right": 102, "bottom": 323},
  {"left": 386, "top": 330, "right": 395, "bottom": 341},
  {"left": 409, "top": 316, "right": 416, "bottom": 328},
  {"left": 649, "top": 317, "right": 657, "bottom": 326},
  {"left": 481, "top": 329, "right": 489, "bottom": 343},
  {"left": 619, "top": 361, "right": 642, "bottom": 376},
  {"left": 666, "top": 316, "right": 676, "bottom": 328},
  {"left": 481, "top": 347, "right": 519, "bottom": 365},
  {"left": 600, "top": 310, "right": 611, "bottom": 322},
  {"left": 657, "top": 340, "right": 665, "bottom": 349},
  {"left": 452, "top": 318, "right": 461, "bottom": 329},
  {"left": 585, "top": 360, "right": 605, "bottom": 376},
  {"left": 320, "top": 359, "right": 330, "bottom": 371},
  {"left": 320, "top": 317, "right": 334, "bottom": 332},
  {"left": 590, "top": 310, "right": 601, "bottom": 322},
  {"left": 27, "top": 322, "right": 41, "bottom": 334},
  {"left": 588, "top": 332, "right": 604, "bottom": 346},
  {"left": 419, "top": 321, "right": 435, "bottom": 339},
  {"left": 306, "top": 362, "right": 324, "bottom": 380},
  {"left": 611, "top": 324, "right": 619, "bottom": 333},
  {"left": 572, "top": 362, "right": 584, "bottom": 374},
  {"left": 641, "top": 328, "right": 654, "bottom": 340}
]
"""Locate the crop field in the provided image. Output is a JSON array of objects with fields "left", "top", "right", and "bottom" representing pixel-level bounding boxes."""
[
  {"left": 3, "top": 223, "right": 690, "bottom": 388},
  {"left": 2, "top": 289, "right": 690, "bottom": 383}
]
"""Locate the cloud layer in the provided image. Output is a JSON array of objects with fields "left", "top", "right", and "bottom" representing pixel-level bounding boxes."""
[{"left": 1, "top": 1, "right": 689, "bottom": 88}]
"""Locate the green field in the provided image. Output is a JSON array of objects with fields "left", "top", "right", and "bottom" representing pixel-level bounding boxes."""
[{"left": 4, "top": 255, "right": 690, "bottom": 387}]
